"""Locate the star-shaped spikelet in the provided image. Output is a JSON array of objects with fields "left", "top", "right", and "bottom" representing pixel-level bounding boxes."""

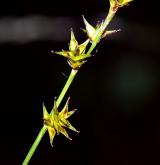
[
  {"left": 53, "top": 29, "right": 90, "bottom": 69},
  {"left": 43, "top": 97, "right": 79, "bottom": 146}
]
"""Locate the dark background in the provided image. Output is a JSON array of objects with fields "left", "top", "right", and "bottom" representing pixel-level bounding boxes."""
[{"left": 1, "top": 0, "right": 160, "bottom": 164}]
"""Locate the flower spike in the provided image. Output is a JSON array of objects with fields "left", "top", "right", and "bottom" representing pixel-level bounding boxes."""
[
  {"left": 43, "top": 98, "right": 79, "bottom": 146},
  {"left": 54, "top": 29, "right": 90, "bottom": 69}
]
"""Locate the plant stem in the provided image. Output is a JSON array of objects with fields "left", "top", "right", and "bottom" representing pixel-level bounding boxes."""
[
  {"left": 22, "top": 69, "right": 78, "bottom": 165},
  {"left": 56, "top": 69, "right": 78, "bottom": 107},
  {"left": 102, "top": 7, "right": 117, "bottom": 32},
  {"left": 22, "top": 7, "right": 117, "bottom": 165},
  {"left": 22, "top": 126, "right": 47, "bottom": 165}
]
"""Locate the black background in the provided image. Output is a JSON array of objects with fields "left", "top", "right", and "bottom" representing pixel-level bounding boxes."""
[{"left": 1, "top": 0, "right": 160, "bottom": 164}]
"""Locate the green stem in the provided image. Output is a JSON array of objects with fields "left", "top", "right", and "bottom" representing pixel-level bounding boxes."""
[
  {"left": 22, "top": 126, "right": 47, "bottom": 165},
  {"left": 56, "top": 69, "right": 78, "bottom": 107},
  {"left": 22, "top": 69, "right": 78, "bottom": 165},
  {"left": 102, "top": 7, "right": 117, "bottom": 31}
]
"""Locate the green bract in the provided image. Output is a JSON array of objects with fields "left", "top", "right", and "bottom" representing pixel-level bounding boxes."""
[
  {"left": 102, "top": 29, "right": 121, "bottom": 38},
  {"left": 83, "top": 16, "right": 103, "bottom": 42}
]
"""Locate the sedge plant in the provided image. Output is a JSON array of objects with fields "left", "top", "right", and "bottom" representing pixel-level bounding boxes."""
[{"left": 22, "top": 0, "right": 134, "bottom": 164}]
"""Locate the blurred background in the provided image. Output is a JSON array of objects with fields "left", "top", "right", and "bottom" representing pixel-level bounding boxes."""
[{"left": 0, "top": 0, "right": 160, "bottom": 164}]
